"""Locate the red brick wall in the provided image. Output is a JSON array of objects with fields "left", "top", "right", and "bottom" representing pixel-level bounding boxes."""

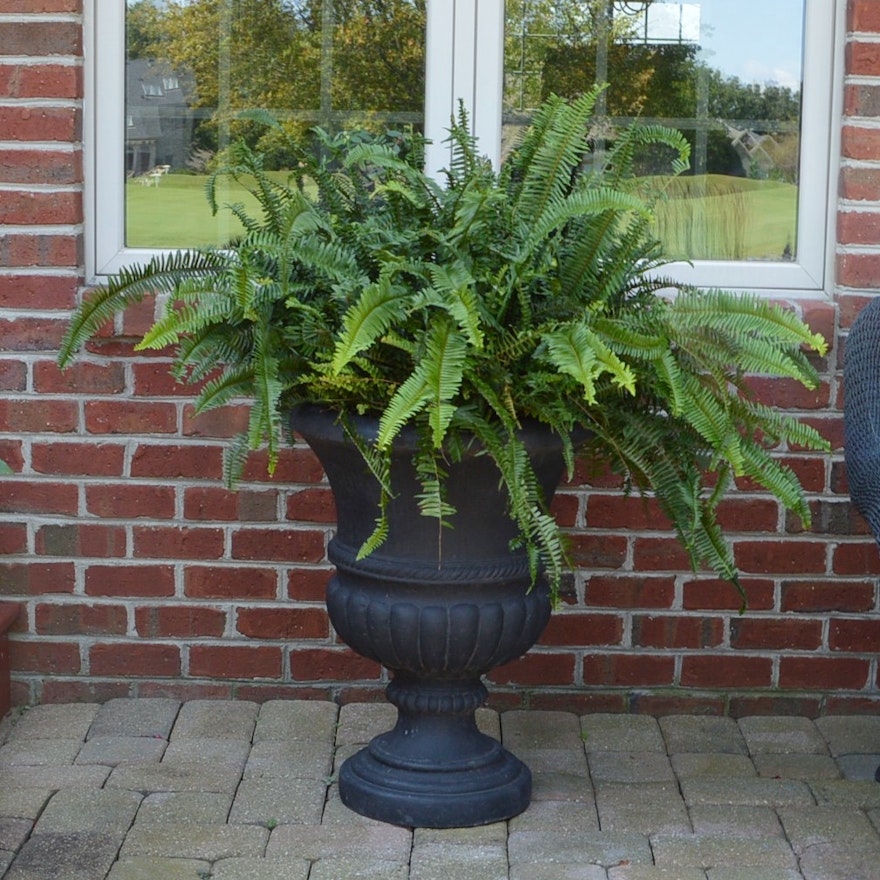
[{"left": 0, "top": 1, "right": 878, "bottom": 715}]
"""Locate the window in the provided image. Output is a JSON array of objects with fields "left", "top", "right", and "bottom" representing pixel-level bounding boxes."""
[
  {"left": 503, "top": 0, "right": 843, "bottom": 294},
  {"left": 87, "top": 0, "right": 842, "bottom": 296}
]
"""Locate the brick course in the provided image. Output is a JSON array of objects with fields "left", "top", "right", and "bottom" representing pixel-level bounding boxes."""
[{"left": 1, "top": 2, "right": 880, "bottom": 714}]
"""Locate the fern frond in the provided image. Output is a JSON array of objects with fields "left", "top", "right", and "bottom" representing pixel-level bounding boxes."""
[
  {"left": 331, "top": 274, "right": 408, "bottom": 373},
  {"left": 194, "top": 367, "right": 254, "bottom": 413},
  {"left": 543, "top": 323, "right": 636, "bottom": 402},
  {"left": 378, "top": 317, "right": 467, "bottom": 449},
  {"left": 223, "top": 432, "right": 251, "bottom": 487},
  {"left": 58, "top": 250, "right": 226, "bottom": 365},
  {"left": 510, "top": 86, "right": 604, "bottom": 220}
]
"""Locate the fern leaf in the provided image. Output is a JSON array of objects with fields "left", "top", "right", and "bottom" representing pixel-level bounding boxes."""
[
  {"left": 58, "top": 250, "right": 226, "bottom": 366},
  {"left": 544, "top": 324, "right": 636, "bottom": 402},
  {"left": 377, "top": 317, "right": 467, "bottom": 449},
  {"left": 331, "top": 274, "right": 407, "bottom": 374}
]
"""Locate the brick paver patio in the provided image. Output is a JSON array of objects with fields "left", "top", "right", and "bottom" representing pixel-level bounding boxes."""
[{"left": 1, "top": 700, "right": 879, "bottom": 879}]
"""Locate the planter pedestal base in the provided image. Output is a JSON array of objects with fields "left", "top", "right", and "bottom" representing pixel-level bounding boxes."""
[
  {"left": 291, "top": 406, "right": 564, "bottom": 828},
  {"left": 339, "top": 677, "right": 530, "bottom": 828}
]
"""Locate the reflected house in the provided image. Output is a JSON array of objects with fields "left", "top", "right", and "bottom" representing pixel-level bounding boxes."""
[{"left": 126, "top": 59, "right": 194, "bottom": 177}]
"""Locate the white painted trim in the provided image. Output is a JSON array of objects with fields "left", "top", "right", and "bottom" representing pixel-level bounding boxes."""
[{"left": 424, "top": 0, "right": 504, "bottom": 176}]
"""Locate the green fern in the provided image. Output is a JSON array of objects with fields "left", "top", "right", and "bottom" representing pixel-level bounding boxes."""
[{"left": 58, "top": 94, "right": 830, "bottom": 604}]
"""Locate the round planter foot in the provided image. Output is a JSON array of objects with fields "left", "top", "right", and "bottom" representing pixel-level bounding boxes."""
[
  {"left": 338, "top": 677, "right": 531, "bottom": 828},
  {"left": 339, "top": 737, "right": 531, "bottom": 828}
]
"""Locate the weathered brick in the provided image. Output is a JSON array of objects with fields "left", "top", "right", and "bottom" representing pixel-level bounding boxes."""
[
  {"left": 0, "top": 274, "right": 77, "bottom": 309},
  {"left": 240, "top": 447, "right": 325, "bottom": 483},
  {"left": 586, "top": 575, "right": 675, "bottom": 609},
  {"left": 36, "top": 524, "right": 127, "bottom": 558},
  {"left": 285, "top": 488, "right": 337, "bottom": 524},
  {"left": 0, "top": 315, "right": 70, "bottom": 350},
  {"left": 781, "top": 579, "right": 875, "bottom": 613},
  {"left": 0, "top": 480, "right": 78, "bottom": 516},
  {"left": 90, "top": 642, "right": 181, "bottom": 677},
  {"left": 0, "top": 189, "right": 81, "bottom": 225},
  {"left": 35, "top": 602, "right": 128, "bottom": 636},
  {"left": 135, "top": 605, "right": 227, "bottom": 639},
  {"left": 840, "top": 165, "right": 880, "bottom": 202},
  {"left": 130, "top": 444, "right": 224, "bottom": 480},
  {"left": 747, "top": 376, "right": 831, "bottom": 410},
  {"left": 581, "top": 652, "right": 675, "bottom": 687},
  {"left": 86, "top": 484, "right": 176, "bottom": 520},
  {"left": 587, "top": 494, "right": 670, "bottom": 530},
  {"left": 0, "top": 360, "right": 26, "bottom": 392},
  {"left": 633, "top": 615, "right": 724, "bottom": 649},
  {"left": 540, "top": 612, "right": 623, "bottom": 647},
  {"left": 9, "top": 640, "right": 81, "bottom": 674},
  {"left": 0, "top": 63, "right": 82, "bottom": 99},
  {"left": 131, "top": 361, "right": 204, "bottom": 397},
  {"left": 34, "top": 360, "right": 125, "bottom": 394},
  {"left": 0, "top": 1, "right": 82, "bottom": 11},
  {"left": 32, "top": 441, "right": 126, "bottom": 477},
  {"left": 189, "top": 645, "right": 282, "bottom": 680},
  {"left": 0, "top": 233, "right": 81, "bottom": 267},
  {"left": 569, "top": 533, "right": 629, "bottom": 569},
  {"left": 496, "top": 649, "right": 580, "bottom": 686},
  {"left": 0, "top": 20, "right": 81, "bottom": 54},
  {"left": 632, "top": 537, "right": 695, "bottom": 573},
  {"left": 733, "top": 540, "right": 827, "bottom": 575},
  {"left": 230, "top": 528, "right": 326, "bottom": 563},
  {"left": 235, "top": 606, "right": 328, "bottom": 640},
  {"left": 286, "top": 568, "right": 333, "bottom": 602},
  {"left": 0, "top": 106, "right": 79, "bottom": 141},
  {"left": 833, "top": 541, "right": 880, "bottom": 575},
  {"left": 133, "top": 527, "right": 225, "bottom": 561},
  {"left": 85, "top": 564, "right": 175, "bottom": 598},
  {"left": 0, "top": 522, "right": 27, "bottom": 555},
  {"left": 829, "top": 618, "right": 880, "bottom": 653},
  {"left": 184, "top": 487, "right": 279, "bottom": 523},
  {"left": 0, "top": 439, "right": 24, "bottom": 472},
  {"left": 850, "top": 0, "right": 880, "bottom": 32},
  {"left": 682, "top": 578, "right": 775, "bottom": 612},
  {"left": 680, "top": 655, "right": 773, "bottom": 688},
  {"left": 841, "top": 125, "right": 880, "bottom": 161},
  {"left": 185, "top": 566, "right": 278, "bottom": 601},
  {"left": 288, "top": 647, "right": 381, "bottom": 682},
  {"left": 730, "top": 617, "right": 823, "bottom": 651},
  {"left": 778, "top": 656, "right": 870, "bottom": 689},
  {"left": 85, "top": 400, "right": 178, "bottom": 435},
  {"left": 550, "top": 491, "right": 579, "bottom": 527},
  {"left": 845, "top": 84, "right": 880, "bottom": 118},
  {"left": 847, "top": 41, "right": 880, "bottom": 78},
  {"left": 0, "top": 561, "right": 75, "bottom": 595},
  {"left": 181, "top": 403, "right": 250, "bottom": 438}
]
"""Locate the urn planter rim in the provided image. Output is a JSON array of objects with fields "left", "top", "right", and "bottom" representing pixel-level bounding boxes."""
[{"left": 289, "top": 402, "right": 572, "bottom": 456}]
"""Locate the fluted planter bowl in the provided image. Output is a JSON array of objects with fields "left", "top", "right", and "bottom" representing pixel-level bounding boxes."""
[{"left": 291, "top": 405, "right": 566, "bottom": 828}]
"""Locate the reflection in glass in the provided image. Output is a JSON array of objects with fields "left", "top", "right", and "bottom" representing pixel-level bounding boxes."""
[
  {"left": 124, "top": 0, "right": 427, "bottom": 249},
  {"left": 505, "top": 0, "right": 804, "bottom": 262}
]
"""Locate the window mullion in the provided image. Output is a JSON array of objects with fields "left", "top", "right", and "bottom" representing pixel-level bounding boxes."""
[{"left": 425, "top": 0, "right": 504, "bottom": 175}]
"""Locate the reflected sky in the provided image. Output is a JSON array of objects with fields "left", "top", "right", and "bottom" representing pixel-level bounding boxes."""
[{"left": 693, "top": 0, "right": 804, "bottom": 89}]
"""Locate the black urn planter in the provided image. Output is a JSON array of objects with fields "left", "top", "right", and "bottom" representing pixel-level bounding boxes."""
[{"left": 291, "top": 405, "right": 566, "bottom": 828}]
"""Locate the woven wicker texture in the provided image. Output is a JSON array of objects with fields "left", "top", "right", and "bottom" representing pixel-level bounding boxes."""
[{"left": 844, "top": 297, "right": 880, "bottom": 542}]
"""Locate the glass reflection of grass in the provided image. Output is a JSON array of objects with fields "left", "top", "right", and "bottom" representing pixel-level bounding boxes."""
[
  {"left": 650, "top": 174, "right": 797, "bottom": 262},
  {"left": 125, "top": 171, "right": 295, "bottom": 249},
  {"left": 127, "top": 171, "right": 797, "bottom": 263}
]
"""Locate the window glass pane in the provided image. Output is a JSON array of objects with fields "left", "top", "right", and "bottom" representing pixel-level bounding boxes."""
[
  {"left": 504, "top": 0, "right": 804, "bottom": 263},
  {"left": 124, "top": 0, "right": 427, "bottom": 249}
]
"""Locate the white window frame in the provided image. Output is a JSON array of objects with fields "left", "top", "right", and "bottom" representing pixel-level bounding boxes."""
[{"left": 85, "top": 0, "right": 843, "bottom": 298}]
